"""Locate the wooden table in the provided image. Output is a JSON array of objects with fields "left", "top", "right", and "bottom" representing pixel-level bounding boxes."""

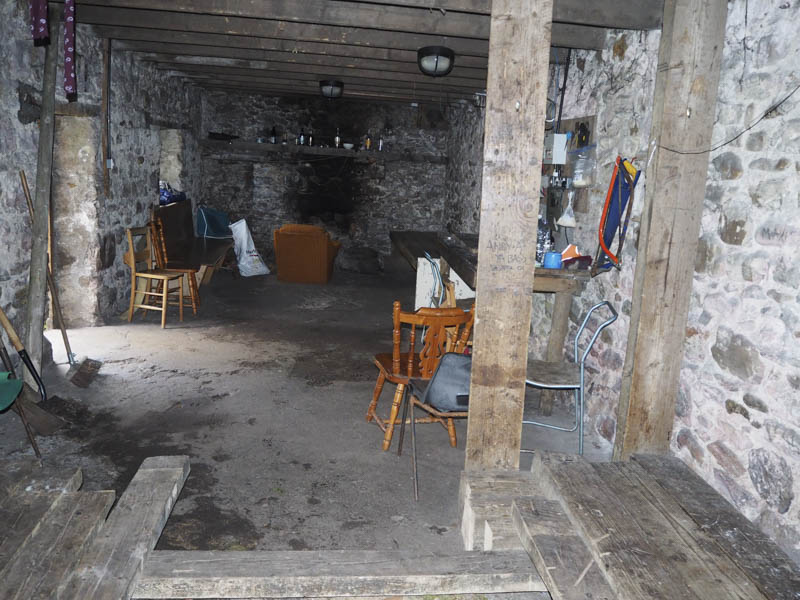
[{"left": 391, "top": 230, "right": 589, "bottom": 414}]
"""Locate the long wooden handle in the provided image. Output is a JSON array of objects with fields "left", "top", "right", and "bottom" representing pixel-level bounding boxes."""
[{"left": 0, "top": 306, "right": 24, "bottom": 352}]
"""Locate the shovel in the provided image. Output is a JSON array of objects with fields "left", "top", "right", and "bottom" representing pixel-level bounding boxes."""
[{"left": 0, "top": 306, "right": 47, "bottom": 405}]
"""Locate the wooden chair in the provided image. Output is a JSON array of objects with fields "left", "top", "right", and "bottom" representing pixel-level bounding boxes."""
[
  {"left": 365, "top": 301, "right": 474, "bottom": 450},
  {"left": 124, "top": 227, "right": 184, "bottom": 328},
  {"left": 149, "top": 218, "right": 200, "bottom": 315}
]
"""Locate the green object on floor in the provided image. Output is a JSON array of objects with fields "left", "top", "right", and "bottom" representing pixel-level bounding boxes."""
[{"left": 0, "top": 372, "right": 23, "bottom": 411}]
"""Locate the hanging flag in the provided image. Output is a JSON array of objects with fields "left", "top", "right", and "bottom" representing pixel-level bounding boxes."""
[{"left": 63, "top": 0, "right": 76, "bottom": 99}]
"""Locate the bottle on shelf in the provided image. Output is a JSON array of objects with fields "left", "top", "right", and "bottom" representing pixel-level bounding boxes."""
[
  {"left": 269, "top": 126, "right": 277, "bottom": 144},
  {"left": 334, "top": 128, "right": 341, "bottom": 149},
  {"left": 365, "top": 131, "right": 372, "bottom": 151},
  {"left": 378, "top": 133, "right": 384, "bottom": 152},
  {"left": 299, "top": 129, "right": 305, "bottom": 146},
  {"left": 308, "top": 128, "right": 314, "bottom": 147}
]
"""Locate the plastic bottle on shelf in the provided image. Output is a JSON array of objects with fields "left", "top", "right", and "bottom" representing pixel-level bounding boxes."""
[
  {"left": 269, "top": 126, "right": 277, "bottom": 144},
  {"left": 299, "top": 129, "right": 305, "bottom": 145},
  {"left": 365, "top": 131, "right": 372, "bottom": 150},
  {"left": 308, "top": 128, "right": 314, "bottom": 147},
  {"left": 378, "top": 134, "right": 384, "bottom": 152},
  {"left": 334, "top": 128, "right": 341, "bottom": 148}
]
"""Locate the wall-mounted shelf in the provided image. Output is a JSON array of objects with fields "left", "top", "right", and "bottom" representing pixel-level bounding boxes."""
[{"left": 200, "top": 140, "right": 447, "bottom": 165}]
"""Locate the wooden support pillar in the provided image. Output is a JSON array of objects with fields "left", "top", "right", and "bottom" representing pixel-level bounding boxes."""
[
  {"left": 539, "top": 290, "right": 572, "bottom": 415},
  {"left": 614, "top": 0, "right": 728, "bottom": 459},
  {"left": 25, "top": 3, "right": 61, "bottom": 385},
  {"left": 464, "top": 0, "right": 553, "bottom": 471}
]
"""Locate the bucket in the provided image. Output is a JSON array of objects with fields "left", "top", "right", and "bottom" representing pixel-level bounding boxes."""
[{"left": 543, "top": 251, "right": 562, "bottom": 269}]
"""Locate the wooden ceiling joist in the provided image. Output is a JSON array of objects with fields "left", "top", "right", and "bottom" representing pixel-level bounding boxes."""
[
  {"left": 146, "top": 58, "right": 486, "bottom": 90},
  {"left": 93, "top": 26, "right": 493, "bottom": 69},
  {"left": 170, "top": 70, "right": 477, "bottom": 101},
  {"left": 68, "top": 0, "right": 663, "bottom": 103},
  {"left": 114, "top": 41, "right": 490, "bottom": 79}
]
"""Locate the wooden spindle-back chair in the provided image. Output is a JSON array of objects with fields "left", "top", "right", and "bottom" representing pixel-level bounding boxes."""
[
  {"left": 124, "top": 227, "right": 184, "bottom": 328},
  {"left": 366, "top": 301, "right": 474, "bottom": 450}
]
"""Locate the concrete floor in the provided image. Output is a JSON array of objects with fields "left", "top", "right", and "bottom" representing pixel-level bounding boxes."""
[{"left": 0, "top": 255, "right": 607, "bottom": 553}]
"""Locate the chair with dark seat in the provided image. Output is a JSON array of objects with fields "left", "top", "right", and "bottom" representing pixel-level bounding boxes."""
[
  {"left": 365, "top": 301, "right": 474, "bottom": 451},
  {"left": 149, "top": 219, "right": 200, "bottom": 316},
  {"left": 396, "top": 352, "right": 472, "bottom": 500},
  {"left": 523, "top": 300, "right": 618, "bottom": 455}
]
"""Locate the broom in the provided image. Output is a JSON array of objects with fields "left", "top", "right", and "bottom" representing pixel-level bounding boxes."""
[{"left": 19, "top": 170, "right": 102, "bottom": 388}]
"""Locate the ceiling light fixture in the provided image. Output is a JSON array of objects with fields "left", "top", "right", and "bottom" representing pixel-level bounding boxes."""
[
  {"left": 319, "top": 80, "right": 344, "bottom": 98},
  {"left": 417, "top": 46, "right": 455, "bottom": 77}
]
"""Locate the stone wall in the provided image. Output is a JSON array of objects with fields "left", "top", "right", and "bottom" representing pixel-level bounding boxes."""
[
  {"left": 539, "top": 30, "right": 661, "bottom": 449},
  {"left": 444, "top": 101, "right": 485, "bottom": 234},
  {"left": 93, "top": 51, "right": 201, "bottom": 320},
  {"left": 0, "top": 1, "right": 47, "bottom": 349},
  {"left": 443, "top": 0, "right": 800, "bottom": 561},
  {"left": 671, "top": 0, "right": 800, "bottom": 563},
  {"left": 196, "top": 92, "right": 448, "bottom": 263},
  {"left": 442, "top": 32, "right": 661, "bottom": 449},
  {"left": 1, "top": 1, "right": 202, "bottom": 334},
  {"left": 0, "top": 5, "right": 105, "bottom": 341}
]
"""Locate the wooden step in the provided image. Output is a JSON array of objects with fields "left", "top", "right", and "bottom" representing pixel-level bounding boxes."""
[
  {"left": 0, "top": 490, "right": 115, "bottom": 600},
  {"left": 460, "top": 470, "right": 537, "bottom": 551},
  {"left": 513, "top": 495, "right": 614, "bottom": 600},
  {"left": 132, "top": 549, "right": 547, "bottom": 599},
  {"left": 60, "top": 455, "right": 190, "bottom": 600},
  {"left": 633, "top": 454, "right": 800, "bottom": 600}
]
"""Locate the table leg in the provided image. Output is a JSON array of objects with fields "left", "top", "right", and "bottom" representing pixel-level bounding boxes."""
[{"left": 541, "top": 291, "right": 572, "bottom": 416}]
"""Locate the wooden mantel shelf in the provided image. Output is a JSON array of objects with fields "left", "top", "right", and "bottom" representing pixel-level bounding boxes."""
[{"left": 200, "top": 139, "right": 447, "bottom": 164}]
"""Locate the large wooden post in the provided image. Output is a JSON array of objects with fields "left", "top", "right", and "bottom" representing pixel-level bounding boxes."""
[
  {"left": 464, "top": 0, "right": 553, "bottom": 470},
  {"left": 25, "top": 3, "right": 61, "bottom": 385},
  {"left": 614, "top": 0, "right": 728, "bottom": 459}
]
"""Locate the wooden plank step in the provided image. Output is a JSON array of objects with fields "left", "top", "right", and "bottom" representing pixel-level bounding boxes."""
[
  {"left": 462, "top": 495, "right": 515, "bottom": 551},
  {"left": 0, "top": 459, "right": 82, "bottom": 503},
  {"left": 513, "top": 495, "right": 615, "bottom": 600},
  {"left": 0, "top": 490, "right": 115, "bottom": 600},
  {"left": 593, "top": 461, "right": 766, "bottom": 600},
  {"left": 60, "top": 455, "right": 190, "bottom": 600},
  {"left": 532, "top": 452, "right": 697, "bottom": 600},
  {"left": 633, "top": 454, "right": 800, "bottom": 600},
  {"left": 0, "top": 491, "right": 64, "bottom": 568},
  {"left": 483, "top": 517, "right": 524, "bottom": 551},
  {"left": 460, "top": 470, "right": 537, "bottom": 550},
  {"left": 132, "top": 549, "right": 547, "bottom": 599}
]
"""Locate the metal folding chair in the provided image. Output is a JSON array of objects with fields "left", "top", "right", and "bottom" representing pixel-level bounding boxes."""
[{"left": 523, "top": 300, "right": 617, "bottom": 455}]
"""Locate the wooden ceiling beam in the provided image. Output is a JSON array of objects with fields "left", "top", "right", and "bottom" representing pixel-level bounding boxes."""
[
  {"left": 113, "top": 40, "right": 491, "bottom": 78},
  {"left": 75, "top": 6, "right": 492, "bottom": 56},
  {"left": 79, "top": 7, "right": 606, "bottom": 52},
  {"left": 194, "top": 82, "right": 463, "bottom": 106},
  {"left": 174, "top": 69, "right": 475, "bottom": 99},
  {"left": 90, "top": 25, "right": 493, "bottom": 68},
  {"left": 73, "top": 0, "right": 662, "bottom": 31},
  {"left": 76, "top": 0, "right": 488, "bottom": 39},
  {"left": 166, "top": 69, "right": 476, "bottom": 99},
  {"left": 144, "top": 56, "right": 487, "bottom": 89}
]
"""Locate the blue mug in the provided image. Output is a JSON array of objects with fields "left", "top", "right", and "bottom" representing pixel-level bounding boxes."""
[{"left": 543, "top": 251, "right": 562, "bottom": 269}]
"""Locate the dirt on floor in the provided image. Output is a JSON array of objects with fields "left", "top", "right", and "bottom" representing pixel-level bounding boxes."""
[{"left": 0, "top": 255, "right": 605, "bottom": 553}]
